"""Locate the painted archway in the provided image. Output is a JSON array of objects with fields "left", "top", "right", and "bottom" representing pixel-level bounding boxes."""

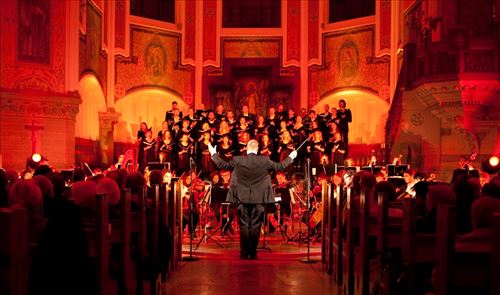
[
  {"left": 76, "top": 74, "right": 107, "bottom": 140},
  {"left": 114, "top": 87, "right": 188, "bottom": 143},
  {"left": 313, "top": 90, "right": 389, "bottom": 144}
]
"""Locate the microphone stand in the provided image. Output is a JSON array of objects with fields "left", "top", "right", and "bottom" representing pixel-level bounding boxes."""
[
  {"left": 301, "top": 158, "right": 317, "bottom": 264},
  {"left": 183, "top": 158, "right": 199, "bottom": 261}
]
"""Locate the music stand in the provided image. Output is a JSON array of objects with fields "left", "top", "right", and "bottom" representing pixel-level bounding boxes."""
[
  {"left": 195, "top": 183, "right": 224, "bottom": 249},
  {"left": 361, "top": 165, "right": 383, "bottom": 174},
  {"left": 386, "top": 164, "right": 408, "bottom": 177},
  {"left": 257, "top": 204, "right": 273, "bottom": 253},
  {"left": 148, "top": 162, "right": 170, "bottom": 171},
  {"left": 301, "top": 159, "right": 317, "bottom": 264}
]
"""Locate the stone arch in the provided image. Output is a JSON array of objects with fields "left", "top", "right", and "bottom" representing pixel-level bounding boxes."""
[
  {"left": 76, "top": 74, "right": 107, "bottom": 140},
  {"left": 113, "top": 87, "right": 188, "bottom": 142},
  {"left": 312, "top": 89, "right": 389, "bottom": 144}
]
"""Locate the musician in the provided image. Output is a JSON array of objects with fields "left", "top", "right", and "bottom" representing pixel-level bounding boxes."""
[
  {"left": 254, "top": 115, "right": 269, "bottom": 139},
  {"left": 215, "top": 120, "right": 232, "bottom": 144},
  {"left": 399, "top": 168, "right": 418, "bottom": 198},
  {"left": 209, "top": 140, "right": 297, "bottom": 260},
  {"left": 158, "top": 130, "right": 175, "bottom": 168},
  {"left": 215, "top": 103, "right": 226, "bottom": 121},
  {"left": 265, "top": 107, "right": 280, "bottom": 130},
  {"left": 239, "top": 105, "right": 256, "bottom": 126},
  {"left": 336, "top": 99, "right": 352, "bottom": 156},
  {"left": 237, "top": 131, "right": 251, "bottom": 156},
  {"left": 307, "top": 130, "right": 326, "bottom": 170},
  {"left": 235, "top": 116, "right": 253, "bottom": 138},
  {"left": 259, "top": 133, "right": 274, "bottom": 158},
  {"left": 205, "top": 111, "right": 219, "bottom": 132},
  {"left": 198, "top": 131, "right": 216, "bottom": 179},
  {"left": 177, "top": 134, "right": 194, "bottom": 175},
  {"left": 185, "top": 108, "right": 199, "bottom": 130},
  {"left": 165, "top": 101, "right": 183, "bottom": 122},
  {"left": 157, "top": 121, "right": 170, "bottom": 141},
  {"left": 276, "top": 103, "right": 287, "bottom": 120},
  {"left": 286, "top": 108, "right": 297, "bottom": 129},
  {"left": 181, "top": 173, "right": 199, "bottom": 238},
  {"left": 274, "top": 171, "right": 293, "bottom": 219},
  {"left": 137, "top": 122, "right": 148, "bottom": 142},
  {"left": 226, "top": 110, "right": 237, "bottom": 130},
  {"left": 178, "top": 119, "right": 194, "bottom": 142},
  {"left": 328, "top": 132, "right": 346, "bottom": 166},
  {"left": 140, "top": 129, "right": 156, "bottom": 173},
  {"left": 218, "top": 134, "right": 234, "bottom": 161},
  {"left": 168, "top": 109, "right": 183, "bottom": 134},
  {"left": 195, "top": 103, "right": 210, "bottom": 120},
  {"left": 318, "top": 104, "right": 332, "bottom": 125},
  {"left": 278, "top": 130, "right": 295, "bottom": 175}
]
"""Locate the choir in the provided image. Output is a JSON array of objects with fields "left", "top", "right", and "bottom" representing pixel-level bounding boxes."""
[{"left": 136, "top": 101, "right": 351, "bottom": 178}]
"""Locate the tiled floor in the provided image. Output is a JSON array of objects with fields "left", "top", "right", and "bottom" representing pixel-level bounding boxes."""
[{"left": 164, "top": 231, "right": 337, "bottom": 295}]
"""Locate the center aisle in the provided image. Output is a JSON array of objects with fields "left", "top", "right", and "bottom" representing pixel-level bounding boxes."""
[{"left": 164, "top": 235, "right": 337, "bottom": 295}]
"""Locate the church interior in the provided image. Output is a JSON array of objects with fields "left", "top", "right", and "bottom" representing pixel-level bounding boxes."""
[{"left": 1, "top": 0, "right": 500, "bottom": 294}]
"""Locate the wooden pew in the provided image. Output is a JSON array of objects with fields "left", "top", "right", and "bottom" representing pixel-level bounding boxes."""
[
  {"left": 109, "top": 189, "right": 133, "bottom": 295},
  {"left": 82, "top": 194, "right": 110, "bottom": 295},
  {"left": 401, "top": 197, "right": 436, "bottom": 295},
  {"left": 332, "top": 185, "right": 343, "bottom": 287},
  {"left": 353, "top": 187, "right": 371, "bottom": 295},
  {"left": 167, "top": 177, "right": 182, "bottom": 270},
  {"left": 149, "top": 185, "right": 161, "bottom": 295},
  {"left": 0, "top": 208, "right": 29, "bottom": 295},
  {"left": 322, "top": 182, "right": 333, "bottom": 272},
  {"left": 369, "top": 192, "right": 403, "bottom": 295},
  {"left": 435, "top": 205, "right": 500, "bottom": 295},
  {"left": 341, "top": 187, "right": 355, "bottom": 295}
]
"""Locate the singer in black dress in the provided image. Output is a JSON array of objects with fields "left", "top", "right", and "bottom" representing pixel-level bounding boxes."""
[
  {"left": 177, "top": 133, "right": 194, "bottom": 175},
  {"left": 199, "top": 131, "right": 216, "bottom": 178}
]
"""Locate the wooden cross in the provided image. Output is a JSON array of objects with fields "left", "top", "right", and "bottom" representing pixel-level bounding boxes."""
[{"left": 25, "top": 120, "right": 44, "bottom": 154}]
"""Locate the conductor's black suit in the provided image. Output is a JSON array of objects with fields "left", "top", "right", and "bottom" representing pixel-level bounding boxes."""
[{"left": 211, "top": 153, "right": 293, "bottom": 258}]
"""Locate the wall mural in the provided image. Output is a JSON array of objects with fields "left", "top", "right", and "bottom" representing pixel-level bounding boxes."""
[
  {"left": 115, "top": 26, "right": 194, "bottom": 100},
  {"left": 234, "top": 77, "right": 269, "bottom": 115},
  {"left": 79, "top": 0, "right": 108, "bottom": 95},
  {"left": 310, "top": 26, "right": 390, "bottom": 104},
  {"left": 224, "top": 40, "right": 280, "bottom": 59},
  {"left": 18, "top": 0, "right": 51, "bottom": 64},
  {"left": 1, "top": 0, "right": 66, "bottom": 92},
  {"left": 144, "top": 37, "right": 167, "bottom": 82},
  {"left": 338, "top": 39, "right": 359, "bottom": 83}
]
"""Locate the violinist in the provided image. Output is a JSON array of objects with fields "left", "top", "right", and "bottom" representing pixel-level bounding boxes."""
[{"left": 181, "top": 173, "right": 200, "bottom": 238}]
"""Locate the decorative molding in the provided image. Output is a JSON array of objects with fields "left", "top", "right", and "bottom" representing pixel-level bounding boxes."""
[{"left": 0, "top": 90, "right": 82, "bottom": 120}]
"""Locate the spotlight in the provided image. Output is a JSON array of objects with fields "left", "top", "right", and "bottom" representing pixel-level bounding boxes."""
[
  {"left": 482, "top": 156, "right": 500, "bottom": 174},
  {"left": 32, "top": 153, "right": 42, "bottom": 163},
  {"left": 489, "top": 156, "right": 499, "bottom": 167},
  {"left": 26, "top": 153, "right": 46, "bottom": 169}
]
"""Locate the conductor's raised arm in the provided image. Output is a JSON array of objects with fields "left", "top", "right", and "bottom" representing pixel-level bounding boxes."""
[
  {"left": 266, "top": 150, "right": 297, "bottom": 171},
  {"left": 209, "top": 143, "right": 234, "bottom": 170}
]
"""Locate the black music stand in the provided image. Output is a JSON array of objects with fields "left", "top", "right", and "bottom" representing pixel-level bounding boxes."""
[
  {"left": 148, "top": 162, "right": 170, "bottom": 171},
  {"left": 301, "top": 159, "right": 317, "bottom": 264},
  {"left": 195, "top": 183, "right": 224, "bottom": 249},
  {"left": 386, "top": 164, "right": 408, "bottom": 177}
]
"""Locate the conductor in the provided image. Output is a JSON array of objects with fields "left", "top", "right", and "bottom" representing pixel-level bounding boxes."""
[{"left": 209, "top": 140, "right": 297, "bottom": 259}]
